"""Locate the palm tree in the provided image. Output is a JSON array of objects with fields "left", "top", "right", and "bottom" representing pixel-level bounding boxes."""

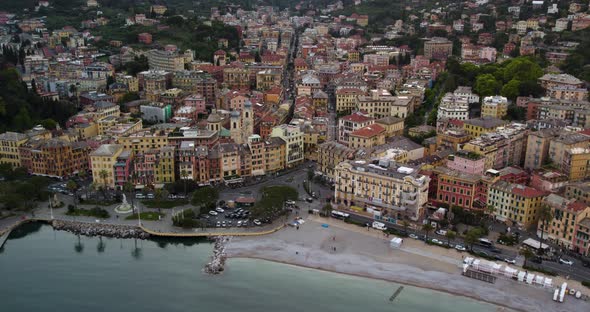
[
  {"left": 445, "top": 230, "right": 457, "bottom": 246},
  {"left": 464, "top": 228, "right": 483, "bottom": 251},
  {"left": 123, "top": 181, "right": 135, "bottom": 208},
  {"left": 422, "top": 224, "right": 434, "bottom": 242},
  {"left": 180, "top": 169, "right": 188, "bottom": 196},
  {"left": 98, "top": 169, "right": 109, "bottom": 198},
  {"left": 486, "top": 205, "right": 496, "bottom": 219},
  {"left": 520, "top": 248, "right": 534, "bottom": 267},
  {"left": 402, "top": 220, "right": 410, "bottom": 234},
  {"left": 74, "top": 234, "right": 84, "bottom": 253},
  {"left": 66, "top": 180, "right": 78, "bottom": 208},
  {"left": 538, "top": 204, "right": 553, "bottom": 254}
]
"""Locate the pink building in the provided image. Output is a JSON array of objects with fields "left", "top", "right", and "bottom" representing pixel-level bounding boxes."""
[
  {"left": 114, "top": 150, "right": 133, "bottom": 188},
  {"left": 529, "top": 170, "right": 568, "bottom": 192},
  {"left": 184, "top": 94, "right": 206, "bottom": 114},
  {"left": 447, "top": 150, "right": 485, "bottom": 175}
]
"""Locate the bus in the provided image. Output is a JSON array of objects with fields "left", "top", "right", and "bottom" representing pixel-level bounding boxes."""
[
  {"left": 331, "top": 210, "right": 350, "bottom": 220},
  {"left": 478, "top": 238, "right": 494, "bottom": 248}
]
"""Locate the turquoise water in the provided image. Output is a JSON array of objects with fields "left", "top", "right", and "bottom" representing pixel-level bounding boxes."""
[{"left": 0, "top": 223, "right": 500, "bottom": 312}]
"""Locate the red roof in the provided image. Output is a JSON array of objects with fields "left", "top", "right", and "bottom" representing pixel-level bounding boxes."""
[
  {"left": 336, "top": 88, "right": 364, "bottom": 95},
  {"left": 350, "top": 124, "right": 385, "bottom": 138},
  {"left": 578, "top": 129, "right": 590, "bottom": 136},
  {"left": 214, "top": 49, "right": 226, "bottom": 55},
  {"left": 568, "top": 201, "right": 588, "bottom": 212},
  {"left": 341, "top": 112, "right": 373, "bottom": 123},
  {"left": 512, "top": 185, "right": 548, "bottom": 198}
]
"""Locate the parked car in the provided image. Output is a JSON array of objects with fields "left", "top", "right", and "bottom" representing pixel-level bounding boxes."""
[
  {"left": 253, "top": 219, "right": 262, "bottom": 226},
  {"left": 504, "top": 258, "right": 516, "bottom": 264},
  {"left": 435, "top": 229, "right": 447, "bottom": 236},
  {"left": 559, "top": 258, "right": 574, "bottom": 265},
  {"left": 306, "top": 197, "right": 313, "bottom": 203},
  {"left": 216, "top": 221, "right": 221, "bottom": 227},
  {"left": 237, "top": 221, "right": 243, "bottom": 227},
  {"left": 215, "top": 207, "right": 225, "bottom": 213},
  {"left": 409, "top": 233, "right": 419, "bottom": 239},
  {"left": 431, "top": 239, "right": 443, "bottom": 245},
  {"left": 209, "top": 210, "right": 218, "bottom": 216},
  {"left": 455, "top": 245, "right": 467, "bottom": 252}
]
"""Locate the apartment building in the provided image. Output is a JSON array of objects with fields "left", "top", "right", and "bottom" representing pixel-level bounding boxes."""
[
  {"left": 271, "top": 124, "right": 304, "bottom": 167},
  {"left": 424, "top": 37, "right": 453, "bottom": 60},
  {"left": 338, "top": 112, "right": 374, "bottom": 145},
  {"left": 256, "top": 69, "right": 282, "bottom": 91},
  {"left": 539, "top": 194, "right": 590, "bottom": 250},
  {"left": 223, "top": 67, "right": 250, "bottom": 89},
  {"left": 20, "top": 138, "right": 89, "bottom": 179},
  {"left": 481, "top": 96, "right": 508, "bottom": 119},
  {"left": 335, "top": 88, "right": 364, "bottom": 113},
  {"left": 147, "top": 49, "right": 186, "bottom": 72},
  {"left": 348, "top": 124, "right": 385, "bottom": 149},
  {"left": 171, "top": 71, "right": 217, "bottom": 104},
  {"left": 0, "top": 132, "right": 29, "bottom": 168},
  {"left": 356, "top": 90, "right": 413, "bottom": 119},
  {"left": 524, "top": 128, "right": 560, "bottom": 170},
  {"left": 488, "top": 181, "right": 548, "bottom": 228},
  {"left": 462, "top": 117, "right": 508, "bottom": 138},
  {"left": 548, "top": 131, "right": 590, "bottom": 168},
  {"left": 431, "top": 166, "right": 490, "bottom": 211},
  {"left": 334, "top": 160, "right": 430, "bottom": 221},
  {"left": 89, "top": 144, "right": 124, "bottom": 188},
  {"left": 375, "top": 116, "right": 404, "bottom": 137},
  {"left": 562, "top": 147, "right": 590, "bottom": 181}
]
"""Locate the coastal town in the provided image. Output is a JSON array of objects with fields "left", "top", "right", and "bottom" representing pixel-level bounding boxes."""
[{"left": 1, "top": 0, "right": 590, "bottom": 311}]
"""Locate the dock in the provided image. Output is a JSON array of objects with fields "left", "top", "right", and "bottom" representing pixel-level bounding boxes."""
[
  {"left": 389, "top": 286, "right": 404, "bottom": 302},
  {"left": 0, "top": 229, "right": 11, "bottom": 249}
]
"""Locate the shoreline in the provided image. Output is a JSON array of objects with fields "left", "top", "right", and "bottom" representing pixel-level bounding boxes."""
[{"left": 228, "top": 254, "right": 522, "bottom": 312}]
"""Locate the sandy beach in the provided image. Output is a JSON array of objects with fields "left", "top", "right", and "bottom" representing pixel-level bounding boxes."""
[{"left": 226, "top": 216, "right": 589, "bottom": 312}]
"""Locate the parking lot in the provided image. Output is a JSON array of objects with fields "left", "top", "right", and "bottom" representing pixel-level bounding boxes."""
[{"left": 197, "top": 203, "right": 262, "bottom": 229}]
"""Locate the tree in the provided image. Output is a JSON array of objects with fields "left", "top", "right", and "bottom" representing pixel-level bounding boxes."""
[
  {"left": 422, "top": 224, "right": 434, "bottom": 242},
  {"left": 501, "top": 79, "right": 521, "bottom": 100},
  {"left": 191, "top": 186, "right": 218, "bottom": 207},
  {"left": 66, "top": 180, "right": 78, "bottom": 209},
  {"left": 537, "top": 204, "right": 553, "bottom": 255},
  {"left": 445, "top": 230, "right": 457, "bottom": 246},
  {"left": 520, "top": 248, "right": 534, "bottom": 267},
  {"left": 474, "top": 74, "right": 500, "bottom": 96},
  {"left": 322, "top": 203, "right": 333, "bottom": 215},
  {"left": 503, "top": 57, "right": 543, "bottom": 83},
  {"left": 485, "top": 205, "right": 496, "bottom": 219},
  {"left": 402, "top": 220, "right": 410, "bottom": 234},
  {"left": 180, "top": 169, "right": 188, "bottom": 196},
  {"left": 464, "top": 227, "right": 483, "bottom": 251},
  {"left": 99, "top": 169, "right": 109, "bottom": 187},
  {"left": 123, "top": 181, "right": 135, "bottom": 208}
]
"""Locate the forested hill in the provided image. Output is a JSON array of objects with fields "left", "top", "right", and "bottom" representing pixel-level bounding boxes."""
[{"left": 0, "top": 66, "right": 77, "bottom": 132}]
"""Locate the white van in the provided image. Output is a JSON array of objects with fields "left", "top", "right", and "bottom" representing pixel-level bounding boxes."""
[{"left": 372, "top": 221, "right": 387, "bottom": 231}]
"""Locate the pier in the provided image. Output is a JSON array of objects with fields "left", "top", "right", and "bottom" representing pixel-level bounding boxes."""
[
  {"left": 389, "top": 286, "right": 404, "bottom": 302},
  {"left": 0, "top": 229, "right": 10, "bottom": 249}
]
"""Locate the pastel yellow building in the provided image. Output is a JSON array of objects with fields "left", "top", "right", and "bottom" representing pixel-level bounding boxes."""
[
  {"left": 0, "top": 132, "right": 29, "bottom": 168},
  {"left": 90, "top": 144, "right": 124, "bottom": 188},
  {"left": 538, "top": 194, "right": 590, "bottom": 249},
  {"left": 462, "top": 117, "right": 507, "bottom": 138},
  {"left": 155, "top": 146, "right": 176, "bottom": 185},
  {"left": 488, "top": 181, "right": 548, "bottom": 229},
  {"left": 481, "top": 96, "right": 508, "bottom": 119},
  {"left": 562, "top": 147, "right": 590, "bottom": 181},
  {"left": 116, "top": 129, "right": 170, "bottom": 154}
]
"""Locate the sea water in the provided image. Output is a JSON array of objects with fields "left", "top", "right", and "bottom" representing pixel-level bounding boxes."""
[{"left": 0, "top": 223, "right": 500, "bottom": 312}]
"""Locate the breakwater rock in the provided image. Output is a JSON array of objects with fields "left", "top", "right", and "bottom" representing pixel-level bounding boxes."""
[
  {"left": 204, "top": 236, "right": 231, "bottom": 274},
  {"left": 52, "top": 220, "right": 150, "bottom": 239}
]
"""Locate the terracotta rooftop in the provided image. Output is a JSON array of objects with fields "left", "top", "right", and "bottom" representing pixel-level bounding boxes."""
[{"left": 350, "top": 124, "right": 385, "bottom": 138}]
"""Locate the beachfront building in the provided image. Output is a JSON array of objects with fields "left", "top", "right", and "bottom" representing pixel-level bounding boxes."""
[
  {"left": 431, "top": 166, "right": 490, "bottom": 211},
  {"left": 19, "top": 138, "right": 90, "bottom": 179},
  {"left": 334, "top": 160, "right": 430, "bottom": 221},
  {"left": 538, "top": 194, "right": 590, "bottom": 250},
  {"left": 488, "top": 180, "right": 548, "bottom": 229},
  {"left": 89, "top": 144, "right": 124, "bottom": 188}
]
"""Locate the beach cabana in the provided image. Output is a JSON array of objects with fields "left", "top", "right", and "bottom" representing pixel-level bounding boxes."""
[
  {"left": 517, "top": 271, "right": 526, "bottom": 282},
  {"left": 534, "top": 275, "right": 545, "bottom": 286},
  {"left": 526, "top": 273, "right": 535, "bottom": 284},
  {"left": 544, "top": 278, "right": 553, "bottom": 288},
  {"left": 502, "top": 266, "right": 518, "bottom": 278},
  {"left": 389, "top": 237, "right": 403, "bottom": 249}
]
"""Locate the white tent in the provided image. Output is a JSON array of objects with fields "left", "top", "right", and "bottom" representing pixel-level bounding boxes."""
[
  {"left": 389, "top": 237, "right": 403, "bottom": 248},
  {"left": 526, "top": 273, "right": 535, "bottom": 284},
  {"left": 463, "top": 257, "right": 475, "bottom": 265},
  {"left": 502, "top": 266, "right": 518, "bottom": 278},
  {"left": 544, "top": 278, "right": 553, "bottom": 288},
  {"left": 534, "top": 275, "right": 545, "bottom": 286},
  {"left": 517, "top": 271, "right": 526, "bottom": 282},
  {"left": 523, "top": 238, "right": 549, "bottom": 250}
]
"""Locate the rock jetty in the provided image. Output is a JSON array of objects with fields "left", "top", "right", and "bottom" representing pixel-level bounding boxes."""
[
  {"left": 52, "top": 220, "right": 149, "bottom": 239},
  {"left": 204, "top": 236, "right": 231, "bottom": 274}
]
